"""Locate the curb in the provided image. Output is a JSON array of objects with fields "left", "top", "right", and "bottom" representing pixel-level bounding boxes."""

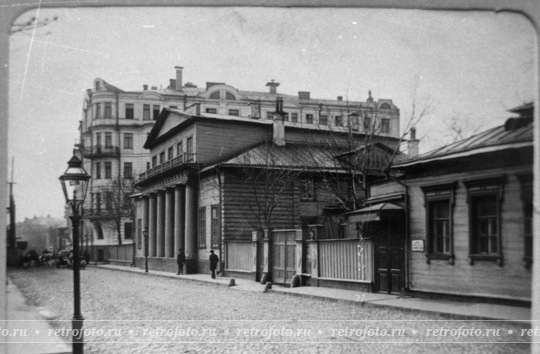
[{"left": 96, "top": 265, "right": 531, "bottom": 325}]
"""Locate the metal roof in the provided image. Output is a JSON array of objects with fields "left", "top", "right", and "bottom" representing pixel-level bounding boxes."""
[{"left": 394, "top": 116, "right": 533, "bottom": 168}]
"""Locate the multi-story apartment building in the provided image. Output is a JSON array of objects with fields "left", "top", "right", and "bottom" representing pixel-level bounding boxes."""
[{"left": 79, "top": 66, "right": 400, "bottom": 262}]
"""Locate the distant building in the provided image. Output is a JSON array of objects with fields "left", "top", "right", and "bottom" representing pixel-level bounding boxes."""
[
  {"left": 16, "top": 216, "right": 65, "bottom": 253},
  {"left": 79, "top": 66, "right": 400, "bottom": 263}
]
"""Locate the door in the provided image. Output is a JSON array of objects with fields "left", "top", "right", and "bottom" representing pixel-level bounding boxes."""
[
  {"left": 271, "top": 231, "right": 296, "bottom": 285},
  {"left": 374, "top": 215, "right": 404, "bottom": 294}
]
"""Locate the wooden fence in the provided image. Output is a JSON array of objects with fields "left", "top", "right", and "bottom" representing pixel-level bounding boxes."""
[
  {"left": 318, "top": 239, "right": 371, "bottom": 281},
  {"left": 225, "top": 241, "right": 253, "bottom": 272},
  {"left": 107, "top": 244, "right": 134, "bottom": 263}
]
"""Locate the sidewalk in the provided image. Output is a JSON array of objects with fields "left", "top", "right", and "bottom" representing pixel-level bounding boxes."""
[
  {"left": 6, "top": 279, "right": 71, "bottom": 354},
  {"left": 97, "top": 264, "right": 531, "bottom": 323}
]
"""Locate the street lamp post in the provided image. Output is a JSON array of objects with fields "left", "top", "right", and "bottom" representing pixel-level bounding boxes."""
[
  {"left": 59, "top": 155, "right": 90, "bottom": 354},
  {"left": 143, "top": 227, "right": 149, "bottom": 273}
]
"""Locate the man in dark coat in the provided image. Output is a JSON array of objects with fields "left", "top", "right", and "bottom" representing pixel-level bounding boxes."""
[
  {"left": 209, "top": 250, "right": 219, "bottom": 279},
  {"left": 176, "top": 248, "right": 186, "bottom": 275}
]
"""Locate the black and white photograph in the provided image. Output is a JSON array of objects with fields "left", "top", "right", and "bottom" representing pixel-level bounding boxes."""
[{"left": 1, "top": 1, "right": 539, "bottom": 353}]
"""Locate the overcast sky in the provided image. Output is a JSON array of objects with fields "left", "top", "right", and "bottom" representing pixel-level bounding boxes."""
[{"left": 8, "top": 6, "right": 535, "bottom": 222}]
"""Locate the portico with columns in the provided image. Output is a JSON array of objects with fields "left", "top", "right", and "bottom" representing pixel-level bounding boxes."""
[{"left": 136, "top": 175, "right": 200, "bottom": 273}]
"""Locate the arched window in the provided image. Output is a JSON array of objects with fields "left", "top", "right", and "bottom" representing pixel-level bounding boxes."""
[
  {"left": 226, "top": 92, "right": 236, "bottom": 101},
  {"left": 380, "top": 103, "right": 391, "bottom": 110},
  {"left": 209, "top": 91, "right": 220, "bottom": 100}
]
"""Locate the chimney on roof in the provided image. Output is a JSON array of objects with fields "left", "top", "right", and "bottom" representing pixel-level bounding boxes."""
[
  {"left": 408, "top": 127, "right": 419, "bottom": 157},
  {"left": 169, "top": 79, "right": 176, "bottom": 89},
  {"left": 143, "top": 84, "right": 148, "bottom": 91},
  {"left": 298, "top": 91, "right": 310, "bottom": 100},
  {"left": 175, "top": 66, "right": 183, "bottom": 91},
  {"left": 337, "top": 96, "right": 343, "bottom": 101},
  {"left": 367, "top": 90, "right": 374, "bottom": 103},
  {"left": 273, "top": 97, "right": 285, "bottom": 146},
  {"left": 266, "top": 80, "right": 280, "bottom": 94},
  {"left": 151, "top": 86, "right": 157, "bottom": 90}
]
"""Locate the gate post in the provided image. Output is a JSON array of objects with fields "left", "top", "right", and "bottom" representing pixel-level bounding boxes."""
[
  {"left": 260, "top": 228, "right": 270, "bottom": 284},
  {"left": 293, "top": 229, "right": 303, "bottom": 287},
  {"left": 252, "top": 230, "right": 263, "bottom": 282}
]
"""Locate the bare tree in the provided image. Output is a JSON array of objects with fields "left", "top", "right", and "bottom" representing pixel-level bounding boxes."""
[
  {"left": 219, "top": 139, "right": 303, "bottom": 231},
  {"left": 304, "top": 93, "right": 431, "bottom": 212},
  {"left": 96, "top": 177, "right": 139, "bottom": 246}
]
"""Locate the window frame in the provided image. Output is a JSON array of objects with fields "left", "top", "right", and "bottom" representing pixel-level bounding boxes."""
[
  {"left": 124, "top": 222, "right": 133, "bottom": 239},
  {"left": 186, "top": 136, "right": 194, "bottom": 162},
  {"left": 105, "top": 161, "right": 112, "bottom": 179},
  {"left": 153, "top": 105, "right": 160, "bottom": 120},
  {"left": 421, "top": 182, "right": 457, "bottom": 265},
  {"left": 137, "top": 219, "right": 142, "bottom": 249},
  {"left": 300, "top": 179, "right": 316, "bottom": 201},
  {"left": 518, "top": 174, "right": 533, "bottom": 269},
  {"left": 198, "top": 207, "right": 207, "bottom": 249},
  {"left": 464, "top": 176, "right": 506, "bottom": 266},
  {"left": 381, "top": 118, "right": 390, "bottom": 133},
  {"left": 105, "top": 132, "right": 112, "bottom": 148},
  {"left": 211, "top": 205, "right": 220, "bottom": 249},
  {"left": 319, "top": 114, "right": 328, "bottom": 126},
  {"left": 95, "top": 103, "right": 101, "bottom": 119},
  {"left": 124, "top": 133, "right": 133, "bottom": 149},
  {"left": 123, "top": 162, "right": 133, "bottom": 179},
  {"left": 125, "top": 103, "right": 134, "bottom": 119},
  {"left": 205, "top": 108, "right": 217, "bottom": 114},
  {"left": 104, "top": 102, "right": 112, "bottom": 118},
  {"left": 95, "top": 162, "right": 101, "bottom": 179},
  {"left": 306, "top": 113, "right": 314, "bottom": 124},
  {"left": 143, "top": 104, "right": 151, "bottom": 120},
  {"left": 228, "top": 109, "right": 240, "bottom": 116}
]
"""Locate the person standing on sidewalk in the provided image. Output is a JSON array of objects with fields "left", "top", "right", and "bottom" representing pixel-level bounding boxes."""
[
  {"left": 209, "top": 250, "right": 219, "bottom": 279},
  {"left": 176, "top": 248, "right": 186, "bottom": 275}
]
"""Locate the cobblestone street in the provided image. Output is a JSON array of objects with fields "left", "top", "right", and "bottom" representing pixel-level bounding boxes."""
[{"left": 8, "top": 266, "right": 531, "bottom": 353}]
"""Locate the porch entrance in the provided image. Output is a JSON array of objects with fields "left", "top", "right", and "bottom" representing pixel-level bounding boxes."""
[
  {"left": 373, "top": 213, "right": 404, "bottom": 294},
  {"left": 271, "top": 230, "right": 296, "bottom": 285}
]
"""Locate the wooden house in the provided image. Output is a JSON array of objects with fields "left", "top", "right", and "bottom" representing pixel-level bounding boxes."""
[
  {"left": 133, "top": 105, "right": 403, "bottom": 285},
  {"left": 361, "top": 103, "right": 534, "bottom": 302}
]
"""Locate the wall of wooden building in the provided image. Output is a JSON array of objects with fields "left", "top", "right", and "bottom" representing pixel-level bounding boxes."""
[{"left": 405, "top": 166, "right": 532, "bottom": 301}]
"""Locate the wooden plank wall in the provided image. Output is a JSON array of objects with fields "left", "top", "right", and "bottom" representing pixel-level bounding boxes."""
[
  {"left": 225, "top": 241, "right": 253, "bottom": 271},
  {"left": 407, "top": 166, "right": 532, "bottom": 301},
  {"left": 222, "top": 170, "right": 296, "bottom": 241},
  {"left": 197, "top": 121, "right": 270, "bottom": 164}
]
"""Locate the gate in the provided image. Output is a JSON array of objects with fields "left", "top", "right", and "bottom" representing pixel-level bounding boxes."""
[{"left": 271, "top": 230, "right": 296, "bottom": 285}]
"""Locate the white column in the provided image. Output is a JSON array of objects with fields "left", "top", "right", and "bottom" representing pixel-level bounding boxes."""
[
  {"left": 148, "top": 193, "right": 157, "bottom": 257},
  {"left": 156, "top": 191, "right": 165, "bottom": 257},
  {"left": 165, "top": 188, "right": 175, "bottom": 258},
  {"left": 174, "top": 186, "right": 185, "bottom": 256}
]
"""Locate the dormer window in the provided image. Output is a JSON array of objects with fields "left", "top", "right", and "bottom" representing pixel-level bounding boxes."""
[
  {"left": 210, "top": 91, "right": 220, "bottom": 100},
  {"left": 95, "top": 81, "right": 101, "bottom": 91},
  {"left": 226, "top": 92, "right": 236, "bottom": 100}
]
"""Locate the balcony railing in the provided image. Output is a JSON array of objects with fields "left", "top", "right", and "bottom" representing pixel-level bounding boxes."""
[
  {"left": 84, "top": 145, "right": 120, "bottom": 158},
  {"left": 139, "top": 153, "right": 196, "bottom": 180}
]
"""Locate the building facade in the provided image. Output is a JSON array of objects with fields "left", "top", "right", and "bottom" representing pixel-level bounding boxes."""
[
  {"left": 80, "top": 66, "right": 400, "bottom": 263},
  {"left": 133, "top": 101, "right": 403, "bottom": 280}
]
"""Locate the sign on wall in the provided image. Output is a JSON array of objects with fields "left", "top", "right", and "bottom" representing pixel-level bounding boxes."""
[{"left": 411, "top": 239, "right": 425, "bottom": 252}]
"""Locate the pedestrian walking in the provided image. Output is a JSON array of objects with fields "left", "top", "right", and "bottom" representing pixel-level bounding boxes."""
[
  {"left": 209, "top": 250, "right": 219, "bottom": 279},
  {"left": 176, "top": 248, "right": 186, "bottom": 275}
]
